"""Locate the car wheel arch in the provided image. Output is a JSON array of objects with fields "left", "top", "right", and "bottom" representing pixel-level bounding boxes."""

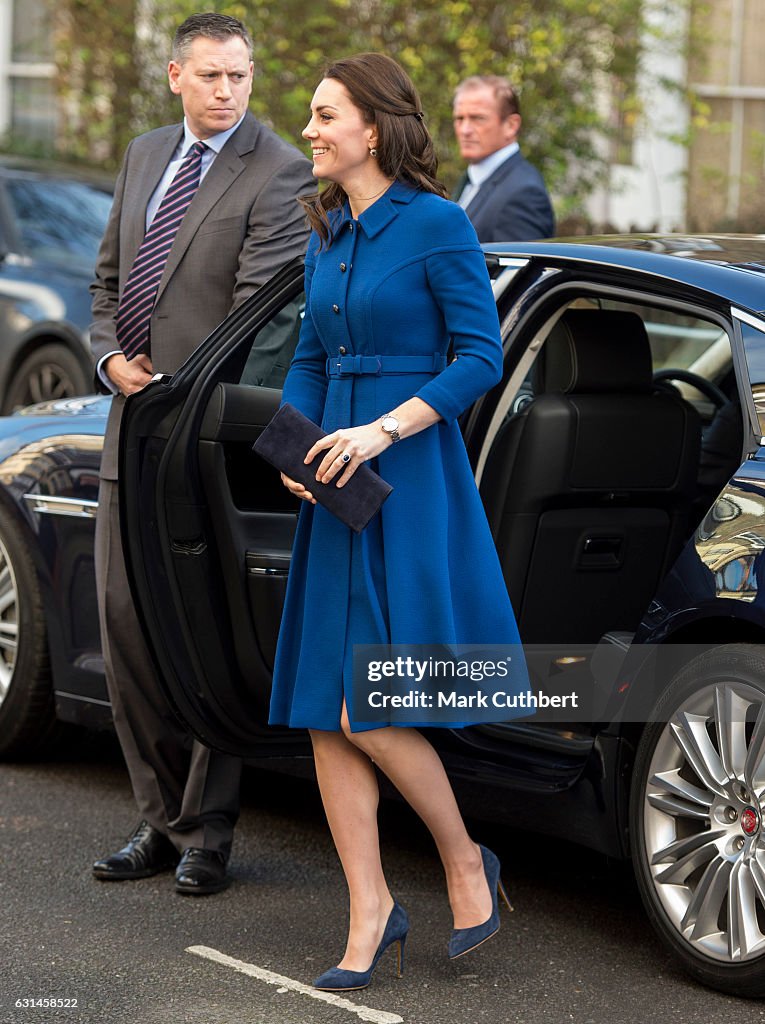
[
  {"left": 610, "top": 620, "right": 765, "bottom": 848},
  {"left": 2, "top": 332, "right": 93, "bottom": 413},
  {"left": 9, "top": 324, "right": 89, "bottom": 370}
]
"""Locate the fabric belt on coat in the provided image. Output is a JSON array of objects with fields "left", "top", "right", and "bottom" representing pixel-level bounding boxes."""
[
  {"left": 324, "top": 352, "right": 446, "bottom": 428},
  {"left": 326, "top": 353, "right": 446, "bottom": 378}
]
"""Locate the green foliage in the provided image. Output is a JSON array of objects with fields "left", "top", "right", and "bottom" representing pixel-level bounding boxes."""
[{"left": 51, "top": 0, "right": 674, "bottom": 211}]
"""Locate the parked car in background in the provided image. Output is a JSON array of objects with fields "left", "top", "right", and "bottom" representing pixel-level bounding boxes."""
[
  {"left": 0, "top": 157, "right": 112, "bottom": 412},
  {"left": 1, "top": 235, "right": 765, "bottom": 995}
]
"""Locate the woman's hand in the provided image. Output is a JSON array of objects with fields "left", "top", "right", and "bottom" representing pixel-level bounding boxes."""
[
  {"left": 305, "top": 421, "right": 392, "bottom": 488},
  {"left": 280, "top": 472, "right": 317, "bottom": 503}
]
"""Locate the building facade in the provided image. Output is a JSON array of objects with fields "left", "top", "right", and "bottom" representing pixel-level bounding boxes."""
[
  {"left": 0, "top": 0, "right": 56, "bottom": 147},
  {"left": 587, "top": 0, "right": 765, "bottom": 234},
  {"left": 686, "top": 0, "right": 765, "bottom": 231},
  {"left": 2, "top": 1, "right": 763, "bottom": 233}
]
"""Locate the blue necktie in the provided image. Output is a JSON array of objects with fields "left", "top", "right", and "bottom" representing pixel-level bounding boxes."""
[{"left": 116, "top": 140, "right": 207, "bottom": 360}]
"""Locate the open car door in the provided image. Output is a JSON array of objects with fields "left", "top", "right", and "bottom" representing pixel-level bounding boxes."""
[{"left": 119, "top": 258, "right": 308, "bottom": 757}]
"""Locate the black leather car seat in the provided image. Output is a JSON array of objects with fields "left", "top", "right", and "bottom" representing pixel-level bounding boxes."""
[{"left": 481, "top": 309, "right": 702, "bottom": 643}]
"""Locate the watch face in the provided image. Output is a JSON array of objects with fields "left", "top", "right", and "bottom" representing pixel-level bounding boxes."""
[{"left": 382, "top": 416, "right": 399, "bottom": 432}]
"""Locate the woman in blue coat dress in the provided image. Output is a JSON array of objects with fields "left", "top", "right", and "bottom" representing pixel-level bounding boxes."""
[{"left": 269, "top": 53, "right": 523, "bottom": 989}]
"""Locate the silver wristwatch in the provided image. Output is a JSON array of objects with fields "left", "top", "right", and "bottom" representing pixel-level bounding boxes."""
[{"left": 380, "top": 413, "right": 401, "bottom": 444}]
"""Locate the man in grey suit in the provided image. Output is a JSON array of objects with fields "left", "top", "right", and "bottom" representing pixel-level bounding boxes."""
[
  {"left": 453, "top": 75, "right": 555, "bottom": 243},
  {"left": 90, "top": 12, "right": 312, "bottom": 894}
]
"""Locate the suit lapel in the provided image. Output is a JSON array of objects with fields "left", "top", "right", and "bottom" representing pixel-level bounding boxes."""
[
  {"left": 452, "top": 170, "right": 469, "bottom": 202},
  {"left": 465, "top": 151, "right": 520, "bottom": 220},
  {"left": 156, "top": 114, "right": 261, "bottom": 301},
  {"left": 125, "top": 126, "right": 183, "bottom": 266}
]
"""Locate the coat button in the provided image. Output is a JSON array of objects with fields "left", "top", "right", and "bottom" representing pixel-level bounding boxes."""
[
  {"left": 349, "top": 223, "right": 354, "bottom": 233},
  {"left": 340, "top": 262, "right": 347, "bottom": 272},
  {"left": 339, "top": 346, "right": 347, "bottom": 355},
  {"left": 332, "top": 304, "right": 340, "bottom": 314}
]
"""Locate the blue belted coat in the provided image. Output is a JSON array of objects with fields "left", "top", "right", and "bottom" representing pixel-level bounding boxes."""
[{"left": 268, "top": 181, "right": 524, "bottom": 731}]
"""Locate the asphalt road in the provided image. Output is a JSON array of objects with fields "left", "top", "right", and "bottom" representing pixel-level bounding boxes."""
[{"left": 2, "top": 739, "right": 765, "bottom": 1024}]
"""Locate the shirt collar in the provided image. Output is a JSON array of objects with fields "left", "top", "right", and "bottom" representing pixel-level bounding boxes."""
[
  {"left": 181, "top": 112, "right": 247, "bottom": 155},
  {"left": 467, "top": 142, "right": 520, "bottom": 187}
]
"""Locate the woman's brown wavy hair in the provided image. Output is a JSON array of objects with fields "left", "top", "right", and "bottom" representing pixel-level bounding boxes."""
[{"left": 300, "top": 52, "right": 447, "bottom": 248}]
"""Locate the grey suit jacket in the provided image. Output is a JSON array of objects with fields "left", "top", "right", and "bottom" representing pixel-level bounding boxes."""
[
  {"left": 91, "top": 112, "right": 313, "bottom": 478},
  {"left": 459, "top": 150, "right": 555, "bottom": 244}
]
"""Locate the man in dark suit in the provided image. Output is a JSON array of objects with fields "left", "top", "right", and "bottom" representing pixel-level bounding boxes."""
[
  {"left": 89, "top": 12, "right": 313, "bottom": 894},
  {"left": 452, "top": 75, "right": 554, "bottom": 243}
]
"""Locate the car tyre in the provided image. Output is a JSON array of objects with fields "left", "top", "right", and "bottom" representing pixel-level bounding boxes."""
[
  {"left": 3, "top": 343, "right": 90, "bottom": 413},
  {"left": 631, "top": 643, "right": 765, "bottom": 996},
  {"left": 0, "top": 505, "right": 59, "bottom": 758}
]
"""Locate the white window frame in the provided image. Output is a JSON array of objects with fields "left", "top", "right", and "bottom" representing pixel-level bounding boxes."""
[{"left": 0, "top": 0, "right": 56, "bottom": 140}]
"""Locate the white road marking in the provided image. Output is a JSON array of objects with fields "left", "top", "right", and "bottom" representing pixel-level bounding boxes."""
[{"left": 187, "top": 945, "right": 404, "bottom": 1024}]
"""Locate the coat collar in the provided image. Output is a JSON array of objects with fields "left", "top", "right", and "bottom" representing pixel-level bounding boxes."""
[{"left": 335, "top": 180, "right": 418, "bottom": 239}]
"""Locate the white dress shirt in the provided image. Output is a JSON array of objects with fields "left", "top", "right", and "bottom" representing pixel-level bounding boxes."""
[{"left": 458, "top": 141, "right": 520, "bottom": 210}]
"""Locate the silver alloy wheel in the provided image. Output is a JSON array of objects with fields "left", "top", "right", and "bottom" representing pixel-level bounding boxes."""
[
  {"left": 644, "top": 680, "right": 765, "bottom": 963},
  {"left": 0, "top": 532, "right": 19, "bottom": 706}
]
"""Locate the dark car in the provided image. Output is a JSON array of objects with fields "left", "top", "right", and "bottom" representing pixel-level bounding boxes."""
[
  {"left": 1, "top": 235, "right": 765, "bottom": 995},
  {"left": 0, "top": 158, "right": 113, "bottom": 412}
]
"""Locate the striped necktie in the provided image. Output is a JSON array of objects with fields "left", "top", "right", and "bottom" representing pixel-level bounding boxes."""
[{"left": 116, "top": 140, "right": 208, "bottom": 361}]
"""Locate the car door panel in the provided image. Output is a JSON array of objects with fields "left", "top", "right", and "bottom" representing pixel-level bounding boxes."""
[{"left": 121, "top": 259, "right": 308, "bottom": 756}]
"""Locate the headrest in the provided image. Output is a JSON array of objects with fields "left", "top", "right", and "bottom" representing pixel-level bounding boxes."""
[{"left": 539, "top": 309, "right": 653, "bottom": 394}]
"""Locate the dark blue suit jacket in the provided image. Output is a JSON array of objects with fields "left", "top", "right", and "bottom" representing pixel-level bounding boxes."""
[{"left": 459, "top": 150, "right": 555, "bottom": 243}]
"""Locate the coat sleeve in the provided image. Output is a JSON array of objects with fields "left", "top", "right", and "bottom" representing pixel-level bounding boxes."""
[
  {"left": 414, "top": 207, "right": 503, "bottom": 424},
  {"left": 280, "top": 237, "right": 328, "bottom": 424}
]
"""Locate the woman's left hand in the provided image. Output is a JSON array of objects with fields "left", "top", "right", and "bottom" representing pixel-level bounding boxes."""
[{"left": 306, "top": 421, "right": 392, "bottom": 488}]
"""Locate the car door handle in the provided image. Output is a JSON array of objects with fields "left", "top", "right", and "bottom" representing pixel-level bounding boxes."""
[
  {"left": 579, "top": 535, "right": 624, "bottom": 569},
  {"left": 246, "top": 551, "right": 290, "bottom": 577}
]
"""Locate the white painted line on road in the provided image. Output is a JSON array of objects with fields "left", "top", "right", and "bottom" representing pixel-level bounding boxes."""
[{"left": 186, "top": 945, "right": 404, "bottom": 1024}]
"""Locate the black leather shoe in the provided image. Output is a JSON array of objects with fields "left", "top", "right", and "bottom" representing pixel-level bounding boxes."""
[
  {"left": 175, "top": 848, "right": 230, "bottom": 895},
  {"left": 93, "top": 821, "right": 179, "bottom": 880}
]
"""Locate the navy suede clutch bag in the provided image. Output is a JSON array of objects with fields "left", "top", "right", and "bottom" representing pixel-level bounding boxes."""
[{"left": 252, "top": 403, "right": 393, "bottom": 533}]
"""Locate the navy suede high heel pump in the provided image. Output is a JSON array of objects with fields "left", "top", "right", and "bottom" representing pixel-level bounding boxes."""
[
  {"left": 448, "top": 845, "right": 512, "bottom": 959},
  {"left": 313, "top": 901, "right": 410, "bottom": 991}
]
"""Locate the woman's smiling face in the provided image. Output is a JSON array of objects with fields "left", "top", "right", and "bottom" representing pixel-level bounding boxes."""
[{"left": 302, "top": 78, "right": 377, "bottom": 185}]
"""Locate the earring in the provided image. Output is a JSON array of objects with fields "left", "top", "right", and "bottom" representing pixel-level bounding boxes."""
[{"left": 369, "top": 147, "right": 378, "bottom": 157}]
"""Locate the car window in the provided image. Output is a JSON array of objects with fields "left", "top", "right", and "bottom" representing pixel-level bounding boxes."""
[
  {"left": 476, "top": 290, "right": 735, "bottom": 487},
  {"left": 238, "top": 292, "right": 305, "bottom": 390},
  {"left": 600, "top": 298, "right": 727, "bottom": 372},
  {"left": 588, "top": 297, "right": 733, "bottom": 407},
  {"left": 5, "top": 178, "right": 112, "bottom": 272}
]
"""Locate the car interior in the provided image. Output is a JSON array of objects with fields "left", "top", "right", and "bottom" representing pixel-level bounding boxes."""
[{"left": 479, "top": 296, "right": 745, "bottom": 646}]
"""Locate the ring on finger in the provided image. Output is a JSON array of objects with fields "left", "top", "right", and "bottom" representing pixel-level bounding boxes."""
[{"left": 341, "top": 452, "right": 351, "bottom": 464}]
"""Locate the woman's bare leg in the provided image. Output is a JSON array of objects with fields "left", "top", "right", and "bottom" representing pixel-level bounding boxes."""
[
  {"left": 309, "top": 727, "right": 394, "bottom": 971},
  {"left": 340, "top": 707, "right": 492, "bottom": 929}
]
